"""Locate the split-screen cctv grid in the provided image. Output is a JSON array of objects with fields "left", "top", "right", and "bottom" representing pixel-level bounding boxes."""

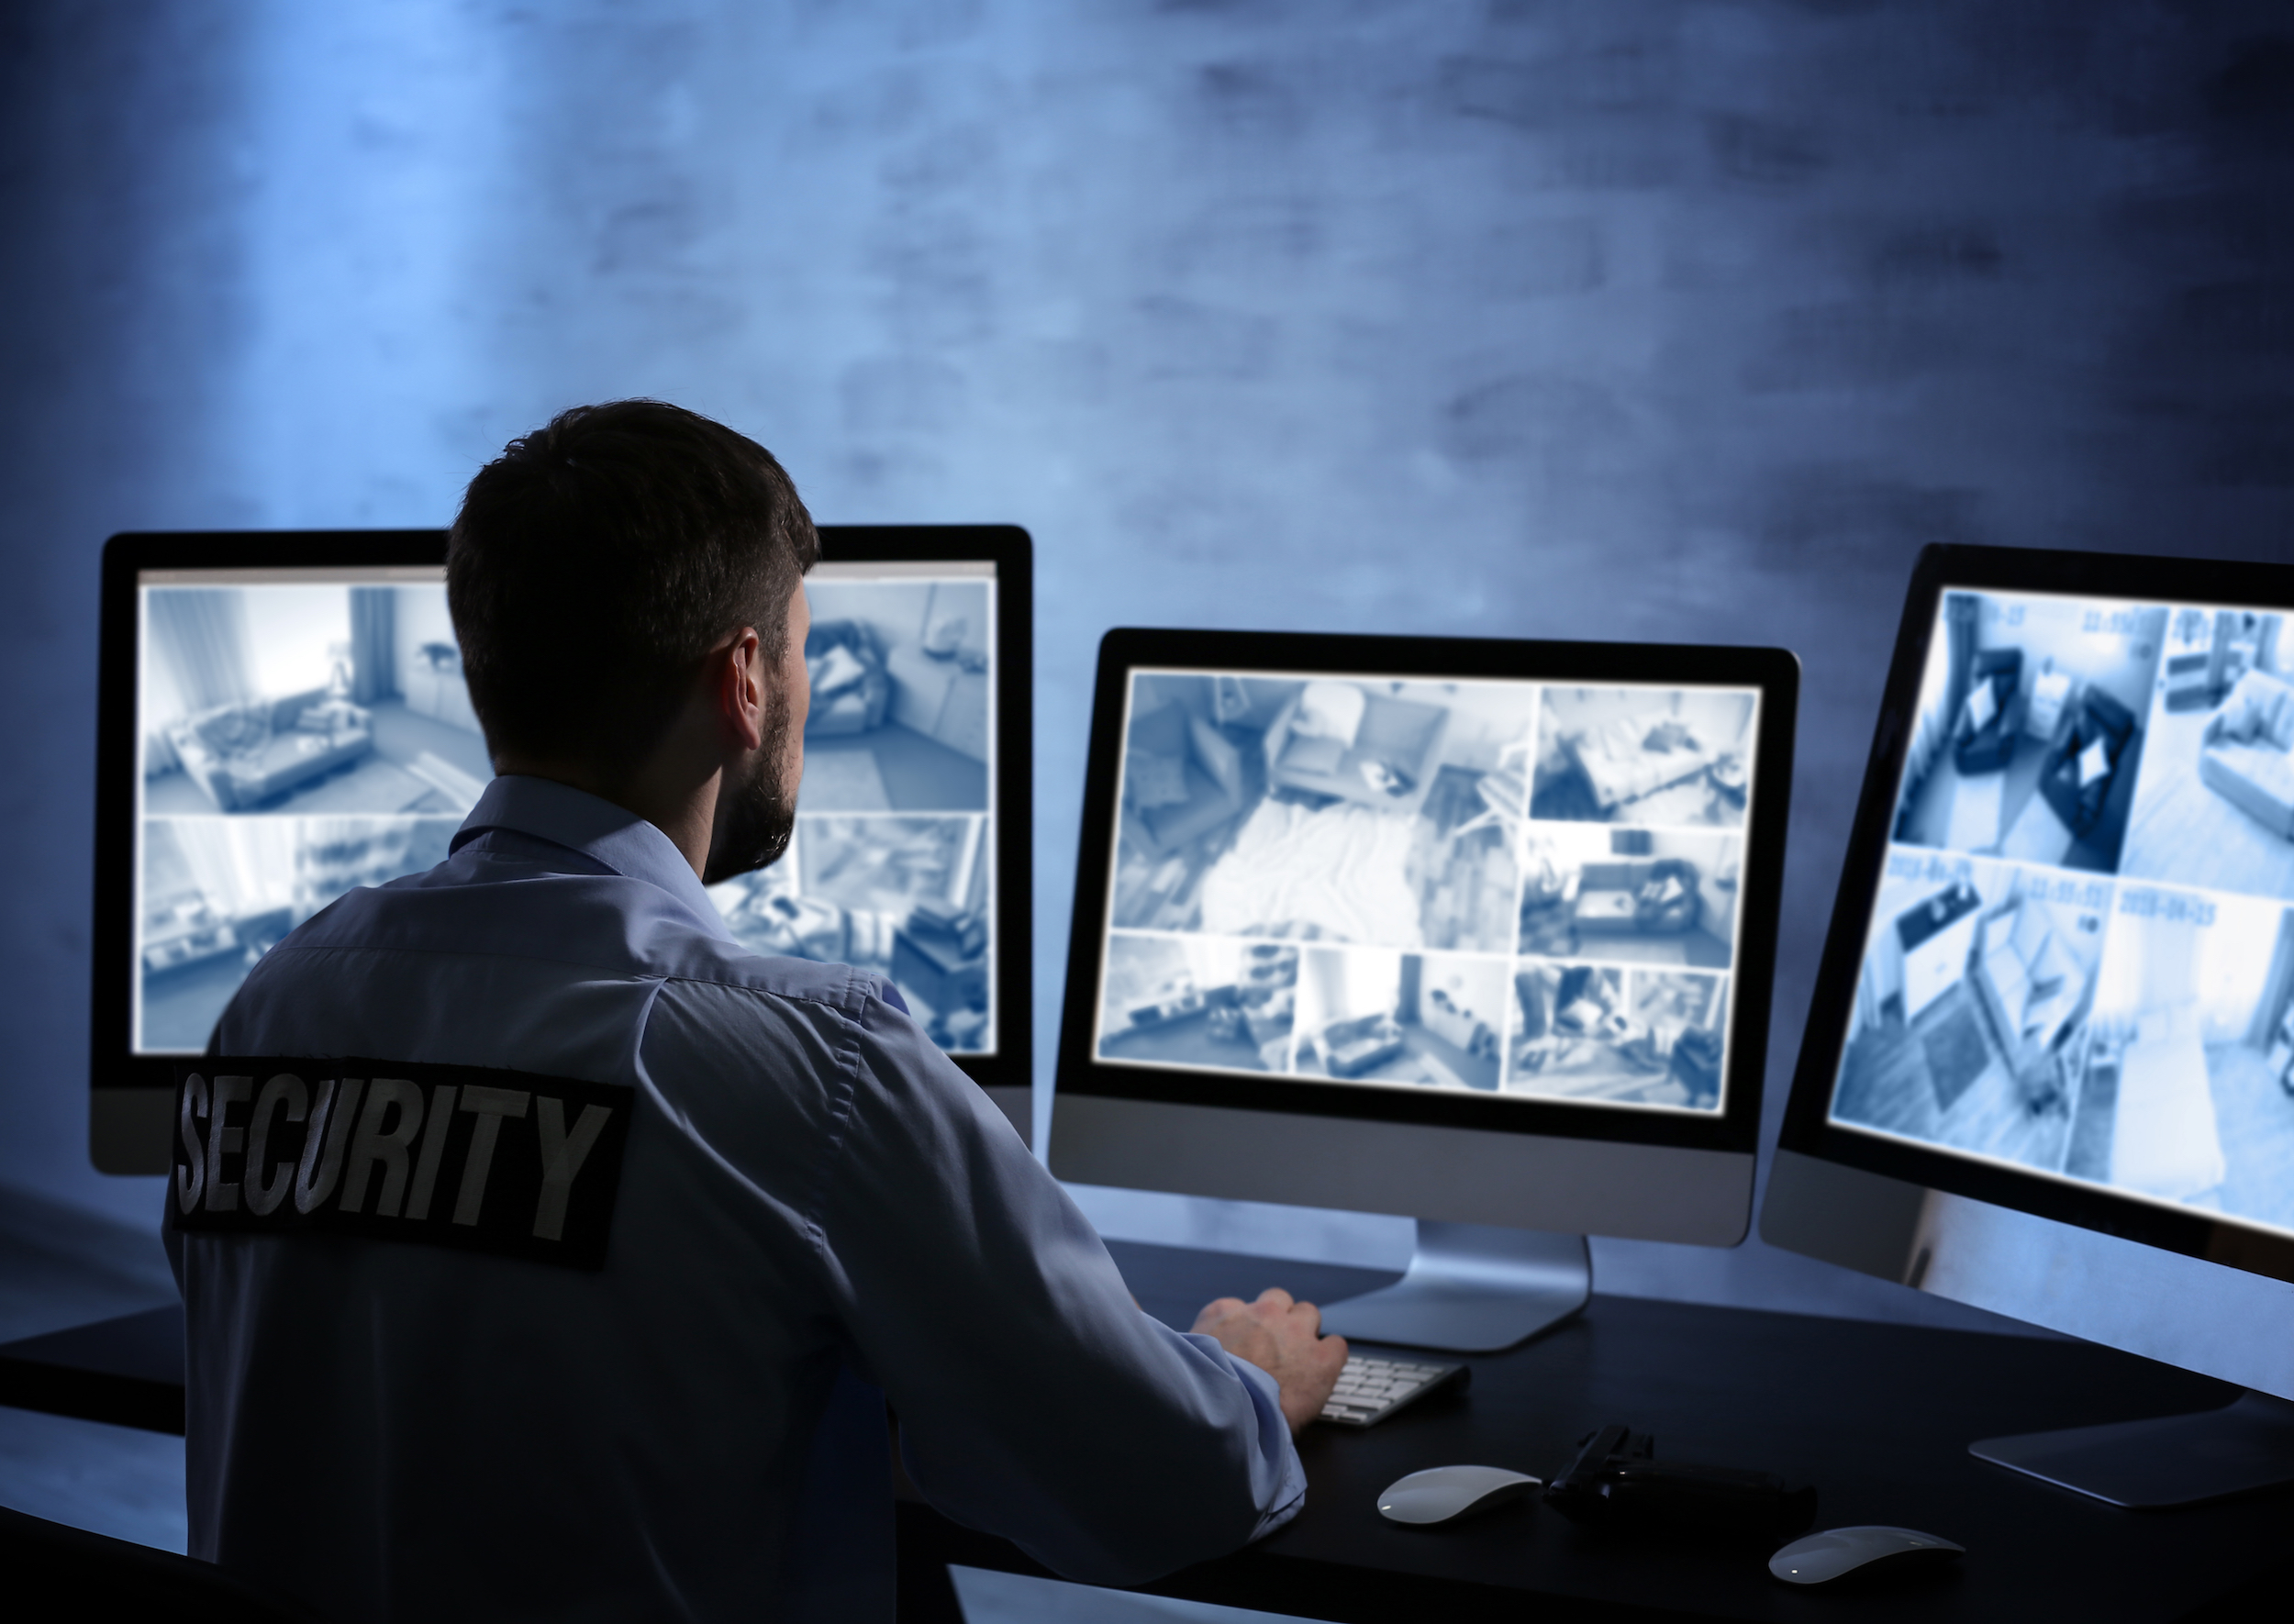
[
  {"left": 1832, "top": 588, "right": 2294, "bottom": 1240},
  {"left": 133, "top": 568, "right": 997, "bottom": 1058},
  {"left": 1093, "top": 669, "right": 1760, "bottom": 1115},
  {"left": 711, "top": 572, "right": 997, "bottom": 1056}
]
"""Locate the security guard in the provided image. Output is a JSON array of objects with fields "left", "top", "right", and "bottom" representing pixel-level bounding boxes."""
[{"left": 165, "top": 401, "right": 1346, "bottom": 1622}]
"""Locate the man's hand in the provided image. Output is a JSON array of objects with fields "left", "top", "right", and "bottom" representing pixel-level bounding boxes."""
[{"left": 1191, "top": 1287, "right": 1348, "bottom": 1436}]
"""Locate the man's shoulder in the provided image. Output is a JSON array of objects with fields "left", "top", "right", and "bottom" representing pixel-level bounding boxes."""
[
  {"left": 273, "top": 864, "right": 892, "bottom": 1018},
  {"left": 653, "top": 940, "right": 894, "bottom": 1023}
]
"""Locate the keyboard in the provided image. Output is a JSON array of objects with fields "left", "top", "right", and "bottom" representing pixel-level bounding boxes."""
[{"left": 1320, "top": 1353, "right": 1467, "bottom": 1428}]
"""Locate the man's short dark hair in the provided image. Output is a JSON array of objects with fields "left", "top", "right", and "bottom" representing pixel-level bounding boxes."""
[{"left": 448, "top": 400, "right": 818, "bottom": 782}]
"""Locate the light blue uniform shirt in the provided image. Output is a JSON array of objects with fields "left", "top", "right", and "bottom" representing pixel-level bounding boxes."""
[{"left": 166, "top": 775, "right": 1304, "bottom": 1623}]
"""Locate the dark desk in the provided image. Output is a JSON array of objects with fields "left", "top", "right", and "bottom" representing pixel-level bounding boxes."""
[
  {"left": 900, "top": 1240, "right": 2293, "bottom": 1623},
  {"left": 0, "top": 1304, "right": 183, "bottom": 1434},
  {"left": 11, "top": 1248, "right": 2288, "bottom": 1619}
]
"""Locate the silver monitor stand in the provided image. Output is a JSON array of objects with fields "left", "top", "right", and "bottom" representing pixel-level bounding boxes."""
[
  {"left": 1319, "top": 1220, "right": 1590, "bottom": 1354},
  {"left": 1971, "top": 1392, "right": 2294, "bottom": 1509},
  {"left": 1765, "top": 1149, "right": 2294, "bottom": 1509}
]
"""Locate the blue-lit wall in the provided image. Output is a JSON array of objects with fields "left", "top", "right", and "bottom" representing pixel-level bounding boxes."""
[{"left": 4, "top": 3, "right": 2288, "bottom": 1325}]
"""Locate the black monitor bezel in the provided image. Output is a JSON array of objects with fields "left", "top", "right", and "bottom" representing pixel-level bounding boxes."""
[
  {"left": 93, "top": 530, "right": 450, "bottom": 1110},
  {"left": 94, "top": 525, "right": 1032, "bottom": 1122},
  {"left": 1055, "top": 628, "right": 1798, "bottom": 1154},
  {"left": 1777, "top": 543, "right": 2294, "bottom": 1283}
]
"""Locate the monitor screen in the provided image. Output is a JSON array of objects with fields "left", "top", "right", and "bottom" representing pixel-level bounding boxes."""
[
  {"left": 704, "top": 560, "right": 1002, "bottom": 1056},
  {"left": 133, "top": 562, "right": 474, "bottom": 1055},
  {"left": 128, "top": 557, "right": 1004, "bottom": 1060},
  {"left": 1053, "top": 631, "right": 1795, "bottom": 1243},
  {"left": 100, "top": 527, "right": 1032, "bottom": 1174},
  {"left": 1823, "top": 586, "right": 2294, "bottom": 1241},
  {"left": 1089, "top": 665, "right": 1765, "bottom": 1117}
]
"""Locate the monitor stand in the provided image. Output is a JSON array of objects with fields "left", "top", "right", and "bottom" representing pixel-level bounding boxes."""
[
  {"left": 1319, "top": 1220, "right": 1589, "bottom": 1354},
  {"left": 1971, "top": 1390, "right": 2294, "bottom": 1508}
]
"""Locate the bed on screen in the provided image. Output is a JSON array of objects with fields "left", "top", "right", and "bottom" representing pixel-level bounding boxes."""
[
  {"left": 1197, "top": 798, "right": 1423, "bottom": 946},
  {"left": 1566, "top": 714, "right": 1720, "bottom": 816}
]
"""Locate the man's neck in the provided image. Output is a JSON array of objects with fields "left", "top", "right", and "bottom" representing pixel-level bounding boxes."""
[{"left": 493, "top": 760, "right": 720, "bottom": 880}]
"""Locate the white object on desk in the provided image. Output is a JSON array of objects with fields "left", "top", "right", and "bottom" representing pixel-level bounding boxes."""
[
  {"left": 1323, "top": 1352, "right": 1467, "bottom": 1427},
  {"left": 2026, "top": 667, "right": 2073, "bottom": 740},
  {"left": 1770, "top": 1526, "right": 1964, "bottom": 1585},
  {"left": 1375, "top": 1464, "right": 1540, "bottom": 1526}
]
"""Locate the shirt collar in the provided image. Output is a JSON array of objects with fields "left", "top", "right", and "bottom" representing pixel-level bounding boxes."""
[{"left": 451, "top": 774, "right": 735, "bottom": 942}]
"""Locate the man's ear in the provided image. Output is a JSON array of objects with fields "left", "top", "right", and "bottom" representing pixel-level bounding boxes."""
[{"left": 717, "top": 628, "right": 766, "bottom": 753}]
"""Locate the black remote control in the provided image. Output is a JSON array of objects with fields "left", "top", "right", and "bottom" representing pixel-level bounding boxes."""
[{"left": 1543, "top": 1424, "right": 1817, "bottom": 1541}]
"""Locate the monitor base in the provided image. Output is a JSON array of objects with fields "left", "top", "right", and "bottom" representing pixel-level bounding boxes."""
[
  {"left": 1319, "top": 1220, "right": 1589, "bottom": 1353},
  {"left": 1971, "top": 1390, "right": 2294, "bottom": 1508}
]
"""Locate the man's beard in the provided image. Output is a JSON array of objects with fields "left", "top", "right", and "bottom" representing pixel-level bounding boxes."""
[{"left": 701, "top": 692, "right": 797, "bottom": 885}]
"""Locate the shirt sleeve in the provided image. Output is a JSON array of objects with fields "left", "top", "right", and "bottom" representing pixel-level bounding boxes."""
[{"left": 809, "top": 984, "right": 1306, "bottom": 1585}]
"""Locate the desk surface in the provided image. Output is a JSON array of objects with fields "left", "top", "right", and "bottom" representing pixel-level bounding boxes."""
[
  {"left": 11, "top": 1242, "right": 2288, "bottom": 1619},
  {"left": 905, "top": 1240, "right": 2291, "bottom": 1624}
]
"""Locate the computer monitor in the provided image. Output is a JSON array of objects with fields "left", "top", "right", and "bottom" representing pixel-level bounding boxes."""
[
  {"left": 1051, "top": 629, "right": 1798, "bottom": 1351},
  {"left": 1764, "top": 543, "right": 2294, "bottom": 1507},
  {"left": 92, "top": 525, "right": 1031, "bottom": 1173}
]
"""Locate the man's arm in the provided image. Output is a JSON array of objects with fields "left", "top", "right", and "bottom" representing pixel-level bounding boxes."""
[{"left": 815, "top": 988, "right": 1339, "bottom": 1585}]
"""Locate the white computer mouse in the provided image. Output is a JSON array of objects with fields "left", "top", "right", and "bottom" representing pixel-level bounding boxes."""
[
  {"left": 1768, "top": 1526, "right": 1965, "bottom": 1585},
  {"left": 1375, "top": 1464, "right": 1541, "bottom": 1526}
]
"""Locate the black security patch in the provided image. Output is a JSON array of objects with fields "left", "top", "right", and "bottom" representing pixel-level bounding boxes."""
[{"left": 171, "top": 1058, "right": 633, "bottom": 1270}]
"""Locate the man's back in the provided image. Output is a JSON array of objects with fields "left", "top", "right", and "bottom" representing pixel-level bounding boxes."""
[{"left": 169, "top": 777, "right": 1303, "bottom": 1621}]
